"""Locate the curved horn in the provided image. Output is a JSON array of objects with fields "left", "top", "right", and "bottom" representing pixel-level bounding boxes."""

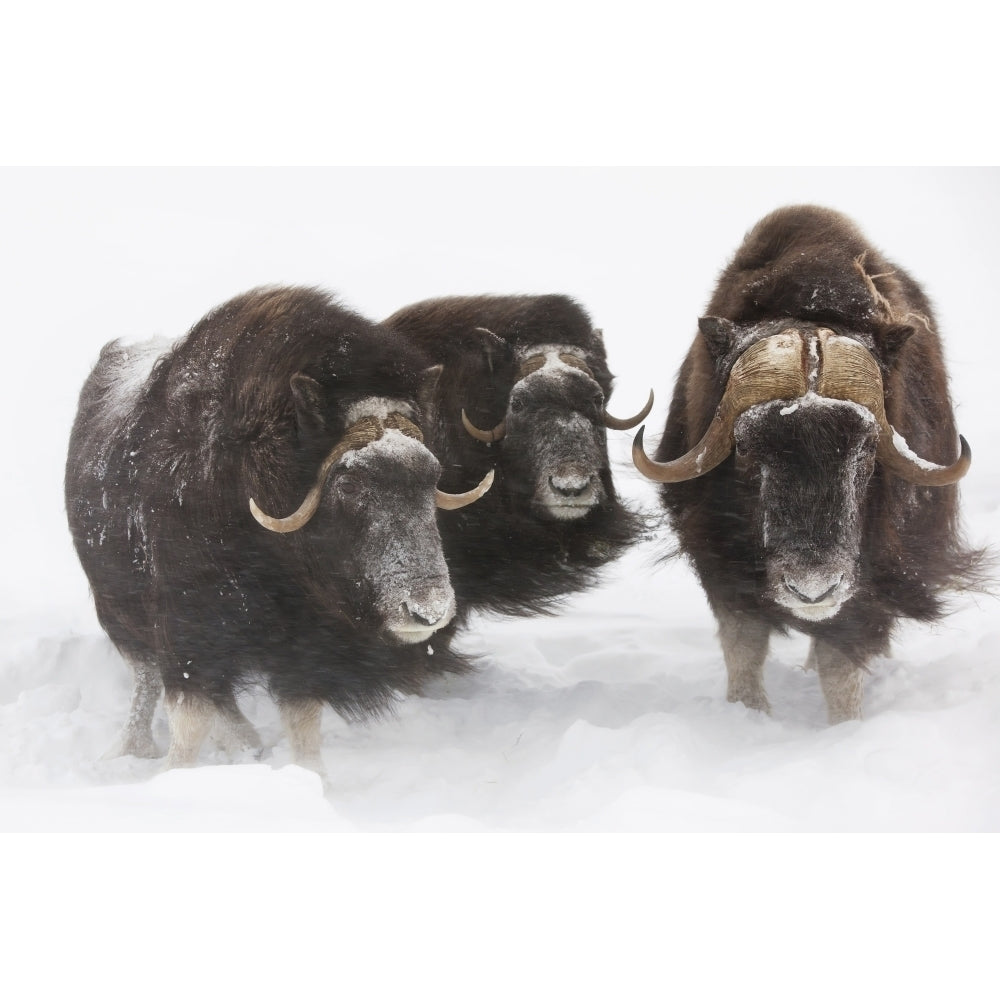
[
  {"left": 249, "top": 440, "right": 354, "bottom": 533},
  {"left": 818, "top": 333, "right": 971, "bottom": 486},
  {"left": 462, "top": 408, "right": 506, "bottom": 443},
  {"left": 632, "top": 332, "right": 809, "bottom": 483},
  {"left": 250, "top": 418, "right": 385, "bottom": 533},
  {"left": 553, "top": 352, "right": 653, "bottom": 429},
  {"left": 435, "top": 469, "right": 495, "bottom": 510},
  {"left": 604, "top": 388, "right": 654, "bottom": 430}
]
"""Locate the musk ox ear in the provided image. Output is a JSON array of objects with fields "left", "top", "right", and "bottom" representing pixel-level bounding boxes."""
[
  {"left": 878, "top": 322, "right": 917, "bottom": 364},
  {"left": 290, "top": 372, "right": 329, "bottom": 436},
  {"left": 698, "top": 317, "right": 738, "bottom": 360},
  {"left": 418, "top": 364, "right": 443, "bottom": 418},
  {"left": 464, "top": 326, "right": 512, "bottom": 376}
]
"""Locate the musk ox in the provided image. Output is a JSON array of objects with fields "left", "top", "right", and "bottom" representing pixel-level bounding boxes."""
[
  {"left": 633, "top": 205, "right": 978, "bottom": 722},
  {"left": 382, "top": 294, "right": 652, "bottom": 620},
  {"left": 65, "top": 286, "right": 491, "bottom": 770}
]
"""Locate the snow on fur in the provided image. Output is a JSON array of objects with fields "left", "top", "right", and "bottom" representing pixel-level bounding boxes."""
[{"left": 2, "top": 170, "right": 997, "bottom": 833}]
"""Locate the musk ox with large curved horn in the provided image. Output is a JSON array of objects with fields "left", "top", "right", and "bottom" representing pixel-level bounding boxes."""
[
  {"left": 65, "top": 286, "right": 491, "bottom": 773},
  {"left": 383, "top": 293, "right": 650, "bottom": 624},
  {"left": 634, "top": 205, "right": 981, "bottom": 723}
]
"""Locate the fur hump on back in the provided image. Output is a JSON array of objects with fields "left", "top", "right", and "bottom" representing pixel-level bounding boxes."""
[{"left": 705, "top": 204, "right": 931, "bottom": 333}]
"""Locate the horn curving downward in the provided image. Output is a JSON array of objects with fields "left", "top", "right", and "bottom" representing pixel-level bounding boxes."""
[
  {"left": 603, "top": 388, "right": 654, "bottom": 430},
  {"left": 461, "top": 409, "right": 506, "bottom": 443},
  {"left": 633, "top": 328, "right": 972, "bottom": 487},
  {"left": 435, "top": 469, "right": 495, "bottom": 510},
  {"left": 251, "top": 413, "right": 495, "bottom": 533},
  {"left": 250, "top": 434, "right": 364, "bottom": 533},
  {"left": 817, "top": 333, "right": 971, "bottom": 486},
  {"left": 632, "top": 333, "right": 809, "bottom": 483}
]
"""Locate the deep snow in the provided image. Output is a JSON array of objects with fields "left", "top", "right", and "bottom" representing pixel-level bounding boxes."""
[{"left": 2, "top": 168, "right": 998, "bottom": 834}]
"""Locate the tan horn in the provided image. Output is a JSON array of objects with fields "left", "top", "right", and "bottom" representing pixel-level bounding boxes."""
[
  {"left": 462, "top": 408, "right": 506, "bottom": 443},
  {"left": 249, "top": 441, "right": 353, "bottom": 533},
  {"left": 817, "top": 333, "right": 971, "bottom": 486},
  {"left": 435, "top": 469, "right": 495, "bottom": 510},
  {"left": 249, "top": 418, "right": 383, "bottom": 533},
  {"left": 632, "top": 332, "right": 809, "bottom": 483},
  {"left": 604, "top": 389, "right": 654, "bottom": 430}
]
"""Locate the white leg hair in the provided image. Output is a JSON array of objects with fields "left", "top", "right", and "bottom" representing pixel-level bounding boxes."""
[
  {"left": 715, "top": 605, "right": 772, "bottom": 714},
  {"left": 163, "top": 689, "right": 217, "bottom": 768},
  {"left": 102, "top": 658, "right": 163, "bottom": 760},
  {"left": 279, "top": 698, "right": 326, "bottom": 773},
  {"left": 210, "top": 699, "right": 263, "bottom": 758},
  {"left": 809, "top": 638, "right": 865, "bottom": 724}
]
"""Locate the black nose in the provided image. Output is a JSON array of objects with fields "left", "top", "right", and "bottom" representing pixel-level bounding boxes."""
[{"left": 783, "top": 577, "right": 841, "bottom": 604}]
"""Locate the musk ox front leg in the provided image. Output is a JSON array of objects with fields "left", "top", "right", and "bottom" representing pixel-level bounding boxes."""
[
  {"left": 102, "top": 657, "right": 163, "bottom": 760},
  {"left": 715, "top": 606, "right": 772, "bottom": 714},
  {"left": 163, "top": 689, "right": 217, "bottom": 767},
  {"left": 807, "top": 639, "right": 865, "bottom": 723},
  {"left": 209, "top": 693, "right": 264, "bottom": 758},
  {"left": 163, "top": 688, "right": 264, "bottom": 767},
  {"left": 279, "top": 699, "right": 326, "bottom": 773}
]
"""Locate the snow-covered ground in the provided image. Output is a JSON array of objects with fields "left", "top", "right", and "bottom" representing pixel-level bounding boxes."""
[{"left": 2, "top": 168, "right": 998, "bottom": 834}]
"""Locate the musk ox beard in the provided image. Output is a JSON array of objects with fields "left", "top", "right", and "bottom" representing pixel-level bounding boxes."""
[
  {"left": 382, "top": 293, "right": 652, "bottom": 623},
  {"left": 633, "top": 205, "right": 982, "bottom": 723},
  {"left": 65, "top": 286, "right": 491, "bottom": 772}
]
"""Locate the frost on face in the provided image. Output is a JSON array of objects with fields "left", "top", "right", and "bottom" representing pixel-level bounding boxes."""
[
  {"left": 344, "top": 396, "right": 416, "bottom": 426},
  {"left": 736, "top": 399, "right": 878, "bottom": 623},
  {"left": 336, "top": 425, "right": 456, "bottom": 643},
  {"left": 514, "top": 344, "right": 589, "bottom": 376},
  {"left": 339, "top": 427, "right": 430, "bottom": 470},
  {"left": 504, "top": 345, "right": 607, "bottom": 518}
]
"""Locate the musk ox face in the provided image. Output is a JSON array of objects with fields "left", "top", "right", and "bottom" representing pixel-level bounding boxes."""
[
  {"left": 251, "top": 393, "right": 492, "bottom": 644},
  {"left": 633, "top": 317, "right": 971, "bottom": 622},
  {"left": 502, "top": 349, "right": 609, "bottom": 521},
  {"left": 319, "top": 426, "right": 456, "bottom": 642},
  {"left": 734, "top": 398, "right": 878, "bottom": 622}
]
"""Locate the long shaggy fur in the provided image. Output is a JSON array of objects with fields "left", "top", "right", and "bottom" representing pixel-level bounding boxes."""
[
  {"left": 65, "top": 286, "right": 469, "bottom": 724},
  {"left": 384, "top": 294, "right": 645, "bottom": 622},
  {"left": 656, "top": 205, "right": 983, "bottom": 661}
]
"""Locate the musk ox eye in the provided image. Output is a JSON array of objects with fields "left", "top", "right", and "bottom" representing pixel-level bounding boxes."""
[
  {"left": 334, "top": 475, "right": 362, "bottom": 500},
  {"left": 509, "top": 396, "right": 525, "bottom": 415}
]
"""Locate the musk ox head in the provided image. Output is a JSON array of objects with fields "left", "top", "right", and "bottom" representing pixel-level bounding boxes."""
[
  {"left": 633, "top": 319, "right": 971, "bottom": 622},
  {"left": 462, "top": 338, "right": 653, "bottom": 522},
  {"left": 250, "top": 385, "right": 491, "bottom": 644}
]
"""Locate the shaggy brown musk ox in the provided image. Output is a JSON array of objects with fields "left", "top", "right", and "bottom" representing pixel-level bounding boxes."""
[
  {"left": 65, "top": 286, "right": 491, "bottom": 771},
  {"left": 633, "top": 206, "right": 980, "bottom": 722},
  {"left": 383, "top": 294, "right": 651, "bottom": 624}
]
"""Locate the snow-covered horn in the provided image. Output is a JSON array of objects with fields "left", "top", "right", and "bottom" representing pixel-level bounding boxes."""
[{"left": 816, "top": 332, "right": 971, "bottom": 486}]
